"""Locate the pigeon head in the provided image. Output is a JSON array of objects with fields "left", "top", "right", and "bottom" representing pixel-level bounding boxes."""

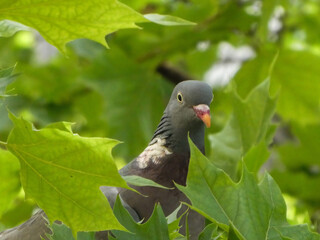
[
  {"left": 166, "top": 80, "right": 213, "bottom": 128},
  {"left": 152, "top": 80, "right": 213, "bottom": 154}
]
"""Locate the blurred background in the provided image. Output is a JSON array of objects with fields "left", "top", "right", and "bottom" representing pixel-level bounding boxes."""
[{"left": 0, "top": 0, "right": 320, "bottom": 234}]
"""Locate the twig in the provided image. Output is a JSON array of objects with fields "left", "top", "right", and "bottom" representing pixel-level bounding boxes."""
[
  {"left": 156, "top": 62, "right": 194, "bottom": 85},
  {"left": 0, "top": 140, "right": 7, "bottom": 150}
]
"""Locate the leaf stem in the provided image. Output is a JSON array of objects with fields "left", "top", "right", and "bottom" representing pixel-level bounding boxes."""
[{"left": 0, "top": 140, "right": 7, "bottom": 149}]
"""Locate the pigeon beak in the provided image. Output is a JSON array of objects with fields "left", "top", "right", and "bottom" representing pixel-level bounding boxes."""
[{"left": 193, "top": 104, "right": 211, "bottom": 128}]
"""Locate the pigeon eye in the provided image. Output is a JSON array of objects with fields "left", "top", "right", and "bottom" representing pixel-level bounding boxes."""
[{"left": 177, "top": 92, "right": 183, "bottom": 103}]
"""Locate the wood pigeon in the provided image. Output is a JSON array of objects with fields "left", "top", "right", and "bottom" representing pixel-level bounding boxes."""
[{"left": 0, "top": 80, "right": 213, "bottom": 240}]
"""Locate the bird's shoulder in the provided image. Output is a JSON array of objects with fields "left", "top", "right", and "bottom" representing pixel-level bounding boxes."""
[
  {"left": 120, "top": 137, "right": 173, "bottom": 176},
  {"left": 119, "top": 137, "right": 189, "bottom": 186},
  {"left": 135, "top": 137, "right": 173, "bottom": 169}
]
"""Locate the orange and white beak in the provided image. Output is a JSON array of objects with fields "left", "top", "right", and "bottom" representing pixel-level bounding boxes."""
[{"left": 193, "top": 104, "right": 211, "bottom": 128}]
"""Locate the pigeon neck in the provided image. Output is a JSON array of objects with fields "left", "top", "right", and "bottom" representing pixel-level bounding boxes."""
[
  {"left": 171, "top": 123, "right": 206, "bottom": 155},
  {"left": 151, "top": 112, "right": 206, "bottom": 155}
]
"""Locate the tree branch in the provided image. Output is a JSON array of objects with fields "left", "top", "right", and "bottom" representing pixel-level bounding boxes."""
[{"left": 156, "top": 62, "right": 194, "bottom": 85}]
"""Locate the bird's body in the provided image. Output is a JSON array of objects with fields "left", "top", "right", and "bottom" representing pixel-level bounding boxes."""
[
  {"left": 100, "top": 80, "right": 213, "bottom": 239},
  {"left": 0, "top": 80, "right": 213, "bottom": 240},
  {"left": 119, "top": 151, "right": 189, "bottom": 218}
]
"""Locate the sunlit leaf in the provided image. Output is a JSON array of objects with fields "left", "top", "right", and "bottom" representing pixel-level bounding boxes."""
[
  {"left": 44, "top": 122, "right": 74, "bottom": 133},
  {"left": 6, "top": 114, "right": 130, "bottom": 235},
  {"left": 0, "top": 0, "right": 145, "bottom": 53}
]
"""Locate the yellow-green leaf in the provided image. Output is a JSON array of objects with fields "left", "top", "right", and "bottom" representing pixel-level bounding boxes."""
[
  {"left": 0, "top": 0, "right": 146, "bottom": 53},
  {"left": 6, "top": 114, "right": 130, "bottom": 234}
]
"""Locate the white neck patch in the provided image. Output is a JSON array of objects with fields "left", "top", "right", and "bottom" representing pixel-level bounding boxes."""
[{"left": 136, "top": 138, "right": 172, "bottom": 169}]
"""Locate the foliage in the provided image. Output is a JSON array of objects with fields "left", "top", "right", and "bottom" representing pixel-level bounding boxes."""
[
  {"left": 1, "top": 0, "right": 320, "bottom": 239},
  {"left": 272, "top": 124, "right": 320, "bottom": 204},
  {"left": 111, "top": 196, "right": 172, "bottom": 240},
  {"left": 0, "top": 0, "right": 193, "bottom": 53},
  {"left": 0, "top": 148, "right": 20, "bottom": 217},
  {"left": 0, "top": 65, "right": 16, "bottom": 99},
  {"left": 209, "top": 80, "right": 276, "bottom": 178},
  {"left": 6, "top": 114, "right": 128, "bottom": 234},
  {"left": 47, "top": 222, "right": 96, "bottom": 240},
  {"left": 178, "top": 138, "right": 320, "bottom": 240}
]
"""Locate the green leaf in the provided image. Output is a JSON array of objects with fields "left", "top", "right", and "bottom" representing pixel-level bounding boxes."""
[
  {"left": 166, "top": 205, "right": 186, "bottom": 240},
  {"left": 123, "top": 175, "right": 172, "bottom": 190},
  {"left": 272, "top": 123, "right": 320, "bottom": 203},
  {"left": 0, "top": 65, "right": 15, "bottom": 78},
  {"left": 0, "top": 0, "right": 145, "bottom": 53},
  {"left": 47, "top": 222, "right": 74, "bottom": 240},
  {"left": 272, "top": 171, "right": 320, "bottom": 203},
  {"left": 0, "top": 75, "right": 16, "bottom": 98},
  {"left": 0, "top": 148, "right": 20, "bottom": 217},
  {"left": 112, "top": 196, "right": 170, "bottom": 240},
  {"left": 276, "top": 225, "right": 320, "bottom": 240},
  {"left": 144, "top": 14, "right": 196, "bottom": 26},
  {"left": 177, "top": 138, "right": 320, "bottom": 240},
  {"left": 257, "top": 0, "right": 278, "bottom": 42},
  {"left": 272, "top": 51, "right": 320, "bottom": 125},
  {"left": 0, "top": 65, "right": 17, "bottom": 98},
  {"left": 70, "top": 44, "right": 171, "bottom": 160},
  {"left": 6, "top": 114, "right": 130, "bottom": 234},
  {"left": 208, "top": 79, "right": 276, "bottom": 177},
  {"left": 243, "top": 141, "right": 270, "bottom": 173},
  {"left": 234, "top": 50, "right": 320, "bottom": 124},
  {"left": 232, "top": 49, "right": 276, "bottom": 99},
  {"left": 47, "top": 222, "right": 96, "bottom": 240},
  {"left": 198, "top": 223, "right": 218, "bottom": 240},
  {"left": 0, "top": 20, "right": 30, "bottom": 37},
  {"left": 0, "top": 199, "right": 35, "bottom": 229},
  {"left": 232, "top": 81, "right": 276, "bottom": 153},
  {"left": 277, "top": 124, "right": 320, "bottom": 169},
  {"left": 44, "top": 122, "right": 74, "bottom": 133}
]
